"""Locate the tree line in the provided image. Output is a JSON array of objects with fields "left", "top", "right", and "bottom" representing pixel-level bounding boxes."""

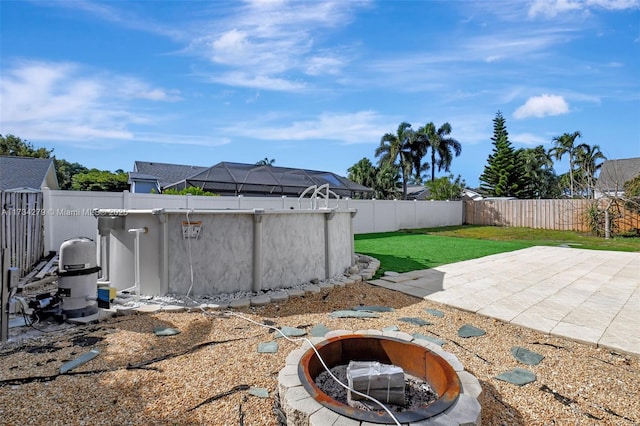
[
  {"left": 1, "top": 134, "right": 129, "bottom": 191},
  {"left": 479, "top": 111, "right": 606, "bottom": 199},
  {"left": 348, "top": 111, "right": 608, "bottom": 200},
  {"left": 349, "top": 121, "right": 464, "bottom": 200}
]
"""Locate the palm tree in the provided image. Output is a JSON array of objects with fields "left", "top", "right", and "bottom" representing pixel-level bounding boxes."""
[
  {"left": 518, "top": 145, "right": 560, "bottom": 198},
  {"left": 347, "top": 158, "right": 377, "bottom": 189},
  {"left": 549, "top": 131, "right": 582, "bottom": 197},
  {"left": 574, "top": 144, "right": 606, "bottom": 198},
  {"left": 375, "top": 162, "right": 401, "bottom": 199},
  {"left": 416, "top": 122, "right": 462, "bottom": 182},
  {"left": 375, "top": 122, "right": 415, "bottom": 200}
]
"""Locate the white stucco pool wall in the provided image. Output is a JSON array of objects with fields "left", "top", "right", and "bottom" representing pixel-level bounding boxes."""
[{"left": 99, "top": 208, "right": 356, "bottom": 296}]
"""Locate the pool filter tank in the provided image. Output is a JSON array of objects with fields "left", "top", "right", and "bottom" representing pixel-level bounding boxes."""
[{"left": 58, "top": 237, "right": 101, "bottom": 318}]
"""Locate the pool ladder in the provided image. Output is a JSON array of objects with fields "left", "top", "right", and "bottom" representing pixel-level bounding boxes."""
[{"left": 298, "top": 184, "right": 339, "bottom": 210}]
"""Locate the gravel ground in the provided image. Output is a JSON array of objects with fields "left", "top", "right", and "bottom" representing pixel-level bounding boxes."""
[{"left": 1, "top": 282, "right": 638, "bottom": 426}]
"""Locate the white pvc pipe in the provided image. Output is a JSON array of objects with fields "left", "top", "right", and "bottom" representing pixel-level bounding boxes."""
[{"left": 127, "top": 228, "right": 147, "bottom": 302}]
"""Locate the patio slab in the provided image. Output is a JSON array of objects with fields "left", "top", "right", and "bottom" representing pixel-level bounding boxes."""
[{"left": 366, "top": 246, "right": 640, "bottom": 356}]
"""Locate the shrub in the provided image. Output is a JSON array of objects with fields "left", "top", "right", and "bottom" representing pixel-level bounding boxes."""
[{"left": 163, "top": 187, "right": 218, "bottom": 196}]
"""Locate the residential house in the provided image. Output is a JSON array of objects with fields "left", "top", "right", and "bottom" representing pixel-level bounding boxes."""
[
  {"left": 129, "top": 160, "right": 374, "bottom": 198},
  {"left": 0, "top": 156, "right": 59, "bottom": 192},
  {"left": 596, "top": 157, "right": 640, "bottom": 198}
]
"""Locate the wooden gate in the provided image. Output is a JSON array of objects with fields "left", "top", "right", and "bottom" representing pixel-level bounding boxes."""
[{"left": 1, "top": 191, "right": 45, "bottom": 276}]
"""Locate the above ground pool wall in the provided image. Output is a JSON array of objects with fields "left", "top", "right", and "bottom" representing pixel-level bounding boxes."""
[
  {"left": 99, "top": 209, "right": 355, "bottom": 296},
  {"left": 167, "top": 212, "right": 254, "bottom": 295}
]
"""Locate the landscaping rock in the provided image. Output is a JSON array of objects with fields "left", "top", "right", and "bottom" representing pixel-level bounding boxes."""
[
  {"left": 330, "top": 310, "right": 379, "bottom": 319},
  {"left": 458, "top": 324, "right": 486, "bottom": 338},
  {"left": 495, "top": 368, "right": 536, "bottom": 386},
  {"left": 248, "top": 387, "right": 269, "bottom": 398},
  {"left": 425, "top": 308, "right": 445, "bottom": 318},
  {"left": 310, "top": 324, "right": 330, "bottom": 337},
  {"left": 511, "top": 346, "right": 544, "bottom": 365},
  {"left": 352, "top": 305, "right": 394, "bottom": 312},
  {"left": 153, "top": 327, "right": 181, "bottom": 336},
  {"left": 412, "top": 332, "right": 447, "bottom": 346},
  {"left": 257, "top": 341, "right": 278, "bottom": 353},
  {"left": 275, "top": 326, "right": 306, "bottom": 338},
  {"left": 399, "top": 317, "right": 433, "bottom": 326}
]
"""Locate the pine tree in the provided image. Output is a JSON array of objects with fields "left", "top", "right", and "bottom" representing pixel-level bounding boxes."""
[{"left": 479, "top": 111, "right": 525, "bottom": 197}]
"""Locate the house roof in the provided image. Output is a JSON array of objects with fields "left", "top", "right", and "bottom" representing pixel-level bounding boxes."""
[
  {"left": 128, "top": 172, "right": 162, "bottom": 184},
  {"left": 133, "top": 161, "right": 207, "bottom": 187},
  {"left": 159, "top": 161, "right": 374, "bottom": 197},
  {"left": 406, "top": 185, "right": 431, "bottom": 200},
  {"left": 597, "top": 157, "right": 640, "bottom": 190},
  {"left": 0, "top": 156, "right": 59, "bottom": 191}
]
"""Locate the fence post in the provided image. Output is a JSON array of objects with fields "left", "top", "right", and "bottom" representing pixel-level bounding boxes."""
[
  {"left": 43, "top": 188, "right": 55, "bottom": 253},
  {"left": 1, "top": 248, "right": 9, "bottom": 342},
  {"left": 394, "top": 199, "right": 398, "bottom": 231}
]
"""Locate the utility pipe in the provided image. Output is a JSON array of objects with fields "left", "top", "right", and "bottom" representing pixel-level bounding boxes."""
[
  {"left": 128, "top": 227, "right": 147, "bottom": 302},
  {"left": 253, "top": 209, "right": 264, "bottom": 293}
]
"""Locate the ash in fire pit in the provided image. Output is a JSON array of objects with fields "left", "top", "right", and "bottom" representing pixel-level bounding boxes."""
[{"left": 314, "top": 364, "right": 438, "bottom": 412}]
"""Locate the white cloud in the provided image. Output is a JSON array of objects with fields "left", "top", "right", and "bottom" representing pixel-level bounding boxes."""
[
  {"left": 210, "top": 72, "right": 307, "bottom": 92},
  {"left": 221, "top": 111, "right": 389, "bottom": 144},
  {"left": 305, "top": 56, "right": 344, "bottom": 76},
  {"left": 586, "top": 0, "right": 640, "bottom": 10},
  {"left": 0, "top": 60, "right": 180, "bottom": 143},
  {"left": 529, "top": 0, "right": 639, "bottom": 18},
  {"left": 529, "top": 0, "right": 582, "bottom": 18},
  {"left": 513, "top": 94, "right": 570, "bottom": 119},
  {"left": 511, "top": 132, "right": 549, "bottom": 145},
  {"left": 189, "top": 1, "right": 365, "bottom": 91}
]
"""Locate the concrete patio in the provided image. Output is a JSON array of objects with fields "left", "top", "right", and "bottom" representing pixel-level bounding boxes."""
[{"left": 368, "top": 246, "right": 640, "bottom": 356}]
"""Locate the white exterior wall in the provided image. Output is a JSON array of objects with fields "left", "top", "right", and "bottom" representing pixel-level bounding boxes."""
[{"left": 42, "top": 189, "right": 463, "bottom": 253}]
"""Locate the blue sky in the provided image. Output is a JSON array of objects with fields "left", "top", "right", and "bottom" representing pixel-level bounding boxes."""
[{"left": 1, "top": 0, "right": 639, "bottom": 188}]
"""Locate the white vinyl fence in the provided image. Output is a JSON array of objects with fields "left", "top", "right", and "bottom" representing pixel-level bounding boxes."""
[{"left": 41, "top": 189, "right": 463, "bottom": 253}]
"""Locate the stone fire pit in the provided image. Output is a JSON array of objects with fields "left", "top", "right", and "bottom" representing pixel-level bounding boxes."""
[{"left": 278, "top": 330, "right": 482, "bottom": 425}]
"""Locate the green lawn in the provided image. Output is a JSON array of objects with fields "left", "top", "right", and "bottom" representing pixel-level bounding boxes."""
[{"left": 354, "top": 226, "right": 639, "bottom": 277}]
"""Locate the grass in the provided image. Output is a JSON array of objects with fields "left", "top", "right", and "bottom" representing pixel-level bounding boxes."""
[{"left": 354, "top": 225, "right": 639, "bottom": 276}]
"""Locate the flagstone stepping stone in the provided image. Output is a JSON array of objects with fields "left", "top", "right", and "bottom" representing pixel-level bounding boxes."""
[
  {"left": 330, "top": 310, "right": 379, "bottom": 319},
  {"left": 60, "top": 349, "right": 100, "bottom": 374},
  {"left": 511, "top": 346, "right": 544, "bottom": 365},
  {"left": 458, "top": 324, "right": 486, "bottom": 338},
  {"left": 382, "top": 325, "right": 400, "bottom": 332},
  {"left": 257, "top": 341, "right": 278, "bottom": 353},
  {"left": 384, "top": 271, "right": 400, "bottom": 277},
  {"left": 412, "top": 333, "right": 447, "bottom": 346},
  {"left": 248, "top": 387, "right": 270, "bottom": 398},
  {"left": 352, "top": 305, "right": 395, "bottom": 312},
  {"left": 153, "top": 327, "right": 181, "bottom": 336},
  {"left": 398, "top": 317, "right": 433, "bottom": 326},
  {"left": 495, "top": 368, "right": 536, "bottom": 386},
  {"left": 425, "top": 308, "right": 444, "bottom": 318},
  {"left": 310, "top": 324, "right": 330, "bottom": 337},
  {"left": 275, "top": 326, "right": 306, "bottom": 338}
]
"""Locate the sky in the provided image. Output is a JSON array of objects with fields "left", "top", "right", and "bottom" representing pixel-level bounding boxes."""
[{"left": 1, "top": 0, "right": 639, "bottom": 188}]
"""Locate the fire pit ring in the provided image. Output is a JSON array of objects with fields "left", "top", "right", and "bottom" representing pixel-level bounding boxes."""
[{"left": 278, "top": 330, "right": 482, "bottom": 425}]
